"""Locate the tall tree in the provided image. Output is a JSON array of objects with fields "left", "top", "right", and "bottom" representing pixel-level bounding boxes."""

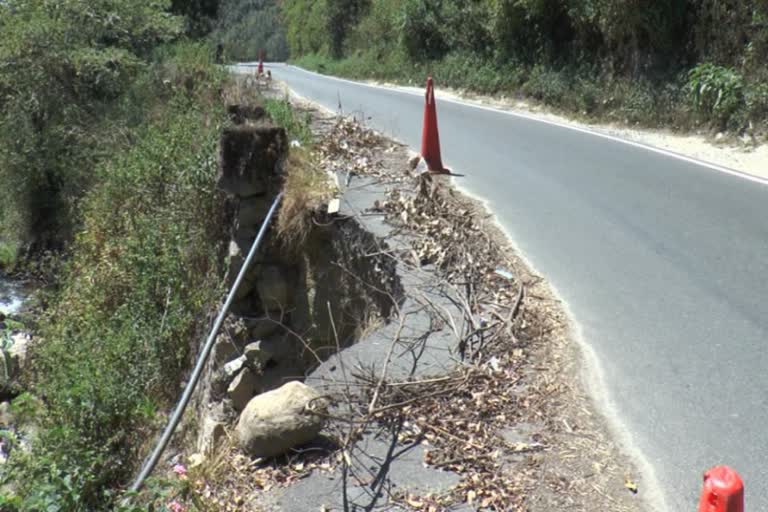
[{"left": 0, "top": 0, "right": 183, "bottom": 251}]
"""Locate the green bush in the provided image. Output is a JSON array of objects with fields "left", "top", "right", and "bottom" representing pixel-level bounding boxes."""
[
  {"left": 0, "top": 241, "right": 17, "bottom": 271},
  {"left": 523, "top": 66, "right": 570, "bottom": 105},
  {"left": 212, "top": 0, "right": 289, "bottom": 62},
  {"left": 265, "top": 98, "right": 313, "bottom": 144},
  {"left": 0, "top": 0, "right": 184, "bottom": 254},
  {"left": 686, "top": 63, "right": 745, "bottom": 128},
  {"left": 1, "top": 43, "right": 229, "bottom": 510},
  {"left": 399, "top": 0, "right": 448, "bottom": 61},
  {"left": 281, "top": 0, "right": 768, "bottom": 135},
  {"left": 745, "top": 81, "right": 768, "bottom": 129},
  {"left": 620, "top": 80, "right": 657, "bottom": 124}
]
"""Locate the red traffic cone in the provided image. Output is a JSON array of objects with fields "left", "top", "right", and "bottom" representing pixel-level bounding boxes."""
[
  {"left": 257, "top": 49, "right": 264, "bottom": 76},
  {"left": 421, "top": 77, "right": 447, "bottom": 174},
  {"left": 699, "top": 466, "right": 744, "bottom": 512}
]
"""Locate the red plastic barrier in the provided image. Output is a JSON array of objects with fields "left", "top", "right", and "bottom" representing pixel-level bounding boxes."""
[
  {"left": 699, "top": 466, "right": 744, "bottom": 512},
  {"left": 420, "top": 77, "right": 447, "bottom": 174}
]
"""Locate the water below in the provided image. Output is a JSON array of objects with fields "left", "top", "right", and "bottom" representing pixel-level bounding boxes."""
[{"left": 0, "top": 277, "right": 27, "bottom": 315}]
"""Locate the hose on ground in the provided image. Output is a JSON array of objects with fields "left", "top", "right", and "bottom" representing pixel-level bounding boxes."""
[{"left": 126, "top": 192, "right": 284, "bottom": 496}]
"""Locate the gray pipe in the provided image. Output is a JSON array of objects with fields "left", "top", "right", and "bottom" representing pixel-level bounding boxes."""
[{"left": 127, "top": 192, "right": 284, "bottom": 494}]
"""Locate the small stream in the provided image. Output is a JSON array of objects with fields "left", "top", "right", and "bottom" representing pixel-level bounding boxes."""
[{"left": 0, "top": 276, "right": 27, "bottom": 316}]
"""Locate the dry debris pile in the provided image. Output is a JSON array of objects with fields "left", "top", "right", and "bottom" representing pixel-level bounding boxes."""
[
  {"left": 307, "top": 117, "right": 557, "bottom": 510},
  {"left": 187, "top": 112, "right": 635, "bottom": 512}
]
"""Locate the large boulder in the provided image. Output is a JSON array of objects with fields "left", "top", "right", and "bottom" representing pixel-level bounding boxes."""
[{"left": 236, "top": 381, "right": 327, "bottom": 458}]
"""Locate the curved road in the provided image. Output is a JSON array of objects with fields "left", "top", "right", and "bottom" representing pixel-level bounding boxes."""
[{"left": 247, "top": 63, "right": 768, "bottom": 509}]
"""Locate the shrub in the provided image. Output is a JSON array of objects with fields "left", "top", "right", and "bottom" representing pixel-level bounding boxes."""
[
  {"left": 399, "top": 0, "right": 448, "bottom": 61},
  {"left": 1, "top": 43, "right": 229, "bottom": 510},
  {"left": 265, "top": 98, "right": 313, "bottom": 144},
  {"left": 745, "top": 81, "right": 768, "bottom": 129},
  {"left": 686, "top": 63, "right": 745, "bottom": 128},
  {"left": 0, "top": 241, "right": 17, "bottom": 271},
  {"left": 523, "top": 66, "right": 570, "bottom": 106},
  {"left": 0, "top": 0, "right": 184, "bottom": 253},
  {"left": 620, "top": 80, "right": 657, "bottom": 124}
]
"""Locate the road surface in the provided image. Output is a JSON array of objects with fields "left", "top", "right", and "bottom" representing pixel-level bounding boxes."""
[{"left": 242, "top": 63, "right": 768, "bottom": 510}]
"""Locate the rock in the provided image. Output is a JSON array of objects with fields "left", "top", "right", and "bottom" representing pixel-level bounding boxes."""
[
  {"left": 0, "top": 402, "right": 13, "bottom": 427},
  {"left": 227, "top": 240, "right": 244, "bottom": 273},
  {"left": 256, "top": 265, "right": 296, "bottom": 310},
  {"left": 408, "top": 155, "right": 421, "bottom": 171},
  {"left": 7, "top": 333, "right": 29, "bottom": 375},
  {"left": 236, "top": 381, "right": 327, "bottom": 458},
  {"left": 212, "top": 335, "right": 238, "bottom": 366},
  {"left": 198, "top": 417, "right": 227, "bottom": 455},
  {"left": 235, "top": 224, "right": 259, "bottom": 241},
  {"left": 229, "top": 293, "right": 263, "bottom": 318},
  {"left": 243, "top": 314, "right": 282, "bottom": 339},
  {"left": 223, "top": 356, "right": 247, "bottom": 381},
  {"left": 227, "top": 368, "right": 258, "bottom": 411},
  {"left": 244, "top": 341, "right": 274, "bottom": 366}
]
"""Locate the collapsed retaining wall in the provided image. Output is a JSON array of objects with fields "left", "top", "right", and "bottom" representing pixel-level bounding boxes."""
[{"left": 194, "top": 109, "right": 402, "bottom": 453}]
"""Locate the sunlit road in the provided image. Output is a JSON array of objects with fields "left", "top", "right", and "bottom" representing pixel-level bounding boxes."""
[{"left": 240, "top": 63, "right": 768, "bottom": 510}]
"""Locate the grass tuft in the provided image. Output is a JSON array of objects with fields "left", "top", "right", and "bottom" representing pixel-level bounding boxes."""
[
  {"left": 277, "top": 147, "right": 335, "bottom": 249},
  {"left": 0, "top": 241, "right": 17, "bottom": 271}
]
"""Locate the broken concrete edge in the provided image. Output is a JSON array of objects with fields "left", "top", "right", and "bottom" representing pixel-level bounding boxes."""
[
  {"left": 222, "top": 86, "right": 646, "bottom": 512},
  {"left": 188, "top": 111, "right": 403, "bottom": 462}
]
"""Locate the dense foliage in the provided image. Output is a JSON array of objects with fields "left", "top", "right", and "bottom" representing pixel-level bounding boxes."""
[
  {"left": 0, "top": 0, "right": 183, "bottom": 253},
  {"left": 0, "top": 43, "right": 229, "bottom": 510},
  {"left": 0, "top": 1, "right": 231, "bottom": 509},
  {"left": 282, "top": 0, "right": 768, "bottom": 134}
]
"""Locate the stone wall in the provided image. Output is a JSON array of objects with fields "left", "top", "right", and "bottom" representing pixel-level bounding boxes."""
[{"left": 194, "top": 112, "right": 401, "bottom": 454}]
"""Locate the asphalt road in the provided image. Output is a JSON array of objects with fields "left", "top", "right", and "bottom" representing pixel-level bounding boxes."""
[{"left": 242, "top": 63, "right": 768, "bottom": 510}]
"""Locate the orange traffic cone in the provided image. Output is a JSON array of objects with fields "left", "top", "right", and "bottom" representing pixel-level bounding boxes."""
[
  {"left": 421, "top": 77, "right": 448, "bottom": 174},
  {"left": 699, "top": 466, "right": 744, "bottom": 512},
  {"left": 257, "top": 49, "right": 264, "bottom": 76}
]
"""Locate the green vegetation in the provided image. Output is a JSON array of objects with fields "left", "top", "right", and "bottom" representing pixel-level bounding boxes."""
[
  {"left": 0, "top": 0, "right": 237, "bottom": 509},
  {"left": 0, "top": 0, "right": 183, "bottom": 254},
  {"left": 210, "top": 0, "right": 289, "bottom": 62},
  {"left": 282, "top": 0, "right": 768, "bottom": 135},
  {"left": 0, "top": 42, "right": 229, "bottom": 510},
  {"left": 264, "top": 98, "right": 314, "bottom": 144},
  {"left": 0, "top": 241, "right": 18, "bottom": 272}
]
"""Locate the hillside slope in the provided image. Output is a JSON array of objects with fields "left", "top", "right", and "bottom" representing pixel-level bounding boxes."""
[{"left": 280, "top": 0, "right": 768, "bottom": 137}]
